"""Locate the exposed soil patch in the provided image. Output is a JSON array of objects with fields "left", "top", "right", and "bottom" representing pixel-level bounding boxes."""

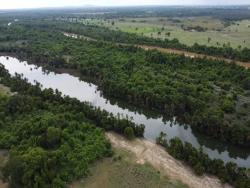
[{"left": 106, "top": 132, "right": 232, "bottom": 188}]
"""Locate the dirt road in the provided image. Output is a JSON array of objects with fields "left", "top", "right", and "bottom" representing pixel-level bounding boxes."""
[
  {"left": 63, "top": 32, "right": 250, "bottom": 69},
  {"left": 138, "top": 45, "right": 250, "bottom": 68},
  {"left": 106, "top": 132, "right": 232, "bottom": 188}
]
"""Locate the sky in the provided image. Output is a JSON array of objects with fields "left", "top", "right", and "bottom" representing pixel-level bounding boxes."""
[{"left": 0, "top": 0, "right": 250, "bottom": 9}]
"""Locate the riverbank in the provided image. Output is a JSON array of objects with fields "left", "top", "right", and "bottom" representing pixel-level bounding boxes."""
[
  {"left": 106, "top": 132, "right": 232, "bottom": 188},
  {"left": 1, "top": 56, "right": 249, "bottom": 167}
]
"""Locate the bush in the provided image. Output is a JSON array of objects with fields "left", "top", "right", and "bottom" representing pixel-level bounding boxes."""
[
  {"left": 124, "top": 127, "right": 135, "bottom": 139},
  {"left": 221, "top": 98, "right": 235, "bottom": 113}
]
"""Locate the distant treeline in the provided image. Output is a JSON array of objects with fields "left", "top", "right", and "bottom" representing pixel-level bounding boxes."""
[{"left": 1, "top": 6, "right": 250, "bottom": 21}]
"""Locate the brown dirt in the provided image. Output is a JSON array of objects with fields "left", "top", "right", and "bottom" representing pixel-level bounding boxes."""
[
  {"left": 0, "top": 180, "right": 7, "bottom": 188},
  {"left": 106, "top": 132, "right": 232, "bottom": 188},
  {"left": 138, "top": 45, "right": 250, "bottom": 68}
]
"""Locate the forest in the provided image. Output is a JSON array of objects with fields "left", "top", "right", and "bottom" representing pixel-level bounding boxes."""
[
  {"left": 0, "top": 63, "right": 144, "bottom": 187},
  {"left": 0, "top": 22, "right": 249, "bottom": 147},
  {"left": 0, "top": 8, "right": 250, "bottom": 187}
]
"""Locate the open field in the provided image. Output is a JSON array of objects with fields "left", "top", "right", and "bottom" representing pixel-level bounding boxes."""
[
  {"left": 70, "top": 148, "right": 187, "bottom": 188},
  {"left": 78, "top": 17, "right": 250, "bottom": 49}
]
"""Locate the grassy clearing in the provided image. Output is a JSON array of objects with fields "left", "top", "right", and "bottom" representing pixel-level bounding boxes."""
[
  {"left": 78, "top": 17, "right": 250, "bottom": 49},
  {"left": 0, "top": 83, "right": 12, "bottom": 96},
  {"left": 70, "top": 149, "right": 188, "bottom": 188}
]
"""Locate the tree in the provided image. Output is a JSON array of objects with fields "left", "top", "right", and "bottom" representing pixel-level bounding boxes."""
[
  {"left": 42, "top": 127, "right": 62, "bottom": 149},
  {"left": 242, "top": 77, "right": 250, "bottom": 90},
  {"left": 208, "top": 37, "right": 211, "bottom": 43},
  {"left": 156, "top": 132, "right": 168, "bottom": 147},
  {"left": 124, "top": 127, "right": 135, "bottom": 139},
  {"left": 194, "top": 162, "right": 205, "bottom": 175},
  {"left": 165, "top": 32, "right": 171, "bottom": 37},
  {"left": 222, "top": 98, "right": 235, "bottom": 113}
]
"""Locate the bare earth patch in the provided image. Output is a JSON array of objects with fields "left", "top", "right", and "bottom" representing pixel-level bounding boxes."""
[{"left": 106, "top": 132, "right": 232, "bottom": 188}]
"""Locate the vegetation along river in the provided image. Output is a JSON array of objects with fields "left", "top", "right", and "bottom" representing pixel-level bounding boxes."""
[{"left": 0, "top": 56, "right": 249, "bottom": 168}]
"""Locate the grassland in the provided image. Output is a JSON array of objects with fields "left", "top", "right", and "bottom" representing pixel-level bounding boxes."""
[
  {"left": 70, "top": 149, "right": 188, "bottom": 188},
  {"left": 77, "top": 16, "right": 250, "bottom": 49}
]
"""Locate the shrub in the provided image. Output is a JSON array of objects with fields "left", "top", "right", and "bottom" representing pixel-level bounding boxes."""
[{"left": 124, "top": 127, "right": 135, "bottom": 139}]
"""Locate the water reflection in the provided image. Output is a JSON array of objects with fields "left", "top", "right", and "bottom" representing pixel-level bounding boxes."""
[{"left": 0, "top": 56, "right": 249, "bottom": 168}]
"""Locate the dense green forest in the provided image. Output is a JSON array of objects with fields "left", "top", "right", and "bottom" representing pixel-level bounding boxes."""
[
  {"left": 0, "top": 63, "right": 144, "bottom": 187},
  {"left": 0, "top": 10, "right": 250, "bottom": 187},
  {"left": 156, "top": 133, "right": 250, "bottom": 188},
  {"left": 0, "top": 22, "right": 250, "bottom": 147}
]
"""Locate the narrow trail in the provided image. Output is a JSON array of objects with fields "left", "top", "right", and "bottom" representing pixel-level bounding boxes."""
[{"left": 106, "top": 132, "right": 232, "bottom": 188}]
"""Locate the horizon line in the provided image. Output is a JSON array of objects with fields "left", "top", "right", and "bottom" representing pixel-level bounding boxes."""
[{"left": 0, "top": 4, "right": 250, "bottom": 11}]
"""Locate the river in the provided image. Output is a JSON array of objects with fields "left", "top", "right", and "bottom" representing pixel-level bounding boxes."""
[{"left": 0, "top": 56, "right": 249, "bottom": 168}]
